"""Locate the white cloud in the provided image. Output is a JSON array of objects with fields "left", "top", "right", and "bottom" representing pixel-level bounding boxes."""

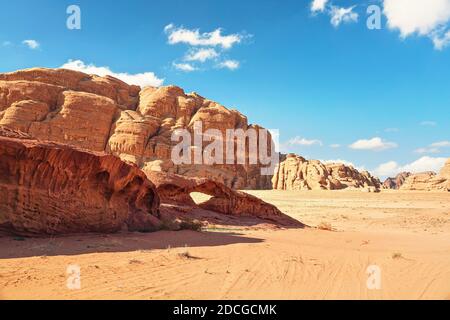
[
  {"left": 164, "top": 24, "right": 245, "bottom": 49},
  {"left": 173, "top": 62, "right": 197, "bottom": 72},
  {"left": 311, "top": 0, "right": 329, "bottom": 13},
  {"left": 415, "top": 140, "right": 450, "bottom": 154},
  {"left": 217, "top": 60, "right": 240, "bottom": 70},
  {"left": 414, "top": 147, "right": 441, "bottom": 154},
  {"left": 286, "top": 136, "right": 323, "bottom": 146},
  {"left": 432, "top": 28, "right": 450, "bottom": 49},
  {"left": 349, "top": 137, "right": 398, "bottom": 151},
  {"left": 22, "top": 40, "right": 40, "bottom": 49},
  {"left": 384, "top": 0, "right": 450, "bottom": 37},
  {"left": 330, "top": 6, "right": 359, "bottom": 27},
  {"left": 420, "top": 120, "right": 437, "bottom": 126},
  {"left": 384, "top": 0, "right": 450, "bottom": 49},
  {"left": 373, "top": 156, "right": 448, "bottom": 177},
  {"left": 60, "top": 59, "right": 164, "bottom": 87},
  {"left": 311, "top": 2, "right": 358, "bottom": 27},
  {"left": 184, "top": 48, "right": 219, "bottom": 62},
  {"left": 373, "top": 161, "right": 401, "bottom": 177},
  {"left": 430, "top": 140, "right": 450, "bottom": 147}
]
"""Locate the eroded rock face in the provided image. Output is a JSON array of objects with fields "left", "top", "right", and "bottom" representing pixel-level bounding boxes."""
[
  {"left": 400, "top": 160, "right": 450, "bottom": 191},
  {"left": 272, "top": 154, "right": 381, "bottom": 191},
  {"left": 383, "top": 172, "right": 412, "bottom": 190},
  {"left": 0, "top": 128, "right": 161, "bottom": 236},
  {"left": 147, "top": 171, "right": 303, "bottom": 227},
  {"left": 440, "top": 159, "right": 450, "bottom": 180},
  {"left": 0, "top": 68, "right": 273, "bottom": 189},
  {"left": 0, "top": 127, "right": 302, "bottom": 235}
]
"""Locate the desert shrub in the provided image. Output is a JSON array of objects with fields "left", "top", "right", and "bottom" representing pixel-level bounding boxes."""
[
  {"left": 179, "top": 219, "right": 203, "bottom": 232},
  {"left": 317, "top": 222, "right": 334, "bottom": 231}
]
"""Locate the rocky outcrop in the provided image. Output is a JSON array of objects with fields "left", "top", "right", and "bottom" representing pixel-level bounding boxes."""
[
  {"left": 0, "top": 128, "right": 161, "bottom": 236},
  {"left": 272, "top": 154, "right": 381, "bottom": 192},
  {"left": 0, "top": 68, "right": 273, "bottom": 190},
  {"left": 440, "top": 159, "right": 450, "bottom": 180},
  {"left": 383, "top": 172, "right": 411, "bottom": 190},
  {"left": 400, "top": 160, "right": 450, "bottom": 191},
  {"left": 0, "top": 128, "right": 302, "bottom": 235},
  {"left": 147, "top": 171, "right": 303, "bottom": 227}
]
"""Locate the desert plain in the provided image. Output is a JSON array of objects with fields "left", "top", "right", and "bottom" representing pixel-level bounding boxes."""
[{"left": 1, "top": 190, "right": 449, "bottom": 300}]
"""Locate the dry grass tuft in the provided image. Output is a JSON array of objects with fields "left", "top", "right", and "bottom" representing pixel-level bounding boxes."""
[
  {"left": 392, "top": 252, "right": 403, "bottom": 260},
  {"left": 180, "top": 219, "right": 203, "bottom": 232},
  {"left": 317, "top": 222, "right": 334, "bottom": 231},
  {"left": 178, "top": 250, "right": 201, "bottom": 260}
]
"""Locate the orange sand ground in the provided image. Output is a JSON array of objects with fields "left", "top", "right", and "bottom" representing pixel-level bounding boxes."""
[{"left": 1, "top": 190, "right": 449, "bottom": 300}]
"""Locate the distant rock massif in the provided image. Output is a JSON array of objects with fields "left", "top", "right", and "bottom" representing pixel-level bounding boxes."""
[
  {"left": 398, "top": 160, "right": 450, "bottom": 191},
  {"left": 272, "top": 154, "right": 381, "bottom": 192},
  {"left": 382, "top": 160, "right": 450, "bottom": 192},
  {"left": 383, "top": 172, "right": 412, "bottom": 190}
]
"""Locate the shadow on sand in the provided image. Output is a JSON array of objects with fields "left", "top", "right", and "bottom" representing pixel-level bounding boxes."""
[{"left": 0, "top": 229, "right": 266, "bottom": 259}]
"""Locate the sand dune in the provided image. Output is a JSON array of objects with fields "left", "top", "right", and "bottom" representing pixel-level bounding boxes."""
[{"left": 1, "top": 190, "right": 449, "bottom": 300}]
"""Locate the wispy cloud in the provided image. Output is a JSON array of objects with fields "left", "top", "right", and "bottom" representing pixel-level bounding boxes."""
[
  {"left": 184, "top": 48, "right": 219, "bottom": 62},
  {"left": 420, "top": 120, "right": 437, "bottom": 127},
  {"left": 173, "top": 62, "right": 197, "bottom": 72},
  {"left": 22, "top": 39, "right": 40, "bottom": 49},
  {"left": 216, "top": 60, "right": 240, "bottom": 70},
  {"left": 309, "top": 1, "right": 358, "bottom": 27},
  {"left": 414, "top": 147, "right": 441, "bottom": 154},
  {"left": 432, "top": 28, "right": 450, "bottom": 50},
  {"left": 430, "top": 140, "right": 450, "bottom": 147},
  {"left": 164, "top": 24, "right": 245, "bottom": 49},
  {"left": 330, "top": 6, "right": 358, "bottom": 27},
  {"left": 286, "top": 136, "right": 323, "bottom": 147},
  {"left": 165, "top": 24, "right": 249, "bottom": 72},
  {"left": 415, "top": 140, "right": 450, "bottom": 154},
  {"left": 60, "top": 59, "right": 164, "bottom": 87},
  {"left": 329, "top": 144, "right": 341, "bottom": 148},
  {"left": 349, "top": 137, "right": 398, "bottom": 151}
]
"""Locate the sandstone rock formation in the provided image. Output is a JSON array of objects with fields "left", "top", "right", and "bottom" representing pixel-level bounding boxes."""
[
  {"left": 0, "top": 68, "right": 274, "bottom": 190},
  {"left": 0, "top": 128, "right": 161, "bottom": 236},
  {"left": 147, "top": 171, "right": 302, "bottom": 227},
  {"left": 383, "top": 172, "right": 411, "bottom": 190},
  {"left": 400, "top": 160, "right": 450, "bottom": 191},
  {"left": 272, "top": 154, "right": 381, "bottom": 192},
  {"left": 440, "top": 159, "right": 450, "bottom": 180},
  {"left": 0, "top": 127, "right": 301, "bottom": 235}
]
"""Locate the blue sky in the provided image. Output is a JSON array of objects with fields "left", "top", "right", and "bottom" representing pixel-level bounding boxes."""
[{"left": 1, "top": 0, "right": 449, "bottom": 178}]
